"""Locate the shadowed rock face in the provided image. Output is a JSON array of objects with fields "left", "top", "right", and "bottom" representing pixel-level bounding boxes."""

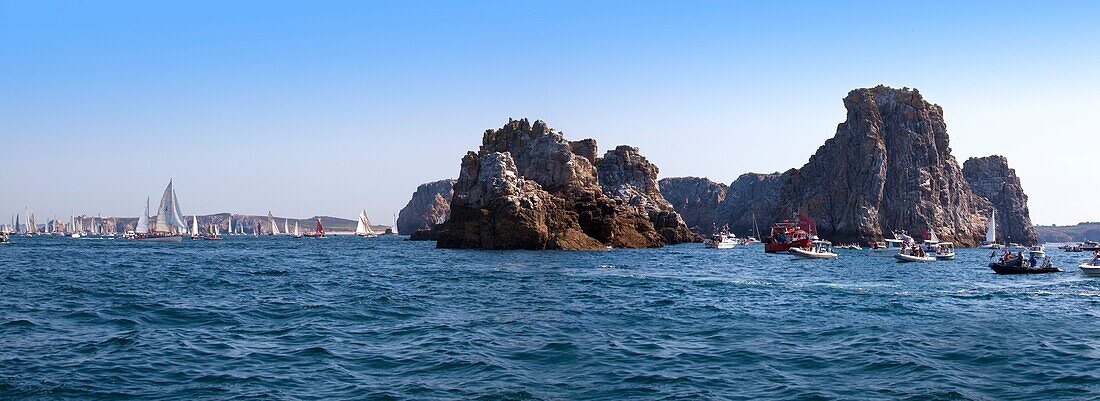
[
  {"left": 436, "top": 118, "right": 696, "bottom": 249},
  {"left": 714, "top": 171, "right": 791, "bottom": 237},
  {"left": 963, "top": 156, "right": 1037, "bottom": 245},
  {"left": 397, "top": 179, "right": 456, "bottom": 235},
  {"left": 658, "top": 177, "right": 728, "bottom": 232}
]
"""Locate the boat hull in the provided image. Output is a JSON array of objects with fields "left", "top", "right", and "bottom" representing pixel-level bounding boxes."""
[
  {"left": 134, "top": 235, "right": 183, "bottom": 243},
  {"left": 789, "top": 248, "right": 838, "bottom": 259},
  {"left": 935, "top": 253, "right": 956, "bottom": 260},
  {"left": 1079, "top": 264, "right": 1100, "bottom": 277},
  {"left": 765, "top": 239, "right": 812, "bottom": 254},
  {"left": 895, "top": 253, "right": 935, "bottom": 263},
  {"left": 989, "top": 263, "right": 1061, "bottom": 275}
]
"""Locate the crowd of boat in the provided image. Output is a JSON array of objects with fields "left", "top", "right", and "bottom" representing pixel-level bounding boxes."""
[
  {"left": 702, "top": 210, "right": 1100, "bottom": 277},
  {"left": 0, "top": 180, "right": 397, "bottom": 243}
]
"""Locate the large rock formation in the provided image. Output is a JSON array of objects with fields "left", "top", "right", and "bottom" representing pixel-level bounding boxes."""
[
  {"left": 435, "top": 118, "right": 696, "bottom": 249},
  {"left": 775, "top": 86, "right": 992, "bottom": 246},
  {"left": 963, "top": 156, "right": 1037, "bottom": 244},
  {"left": 596, "top": 146, "right": 698, "bottom": 244},
  {"left": 659, "top": 86, "right": 1035, "bottom": 246},
  {"left": 397, "top": 179, "right": 456, "bottom": 235},
  {"left": 658, "top": 177, "right": 728, "bottom": 231}
]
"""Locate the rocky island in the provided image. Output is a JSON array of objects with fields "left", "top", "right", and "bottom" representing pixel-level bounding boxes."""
[
  {"left": 432, "top": 119, "right": 696, "bottom": 250},
  {"left": 661, "top": 86, "right": 1038, "bottom": 246}
]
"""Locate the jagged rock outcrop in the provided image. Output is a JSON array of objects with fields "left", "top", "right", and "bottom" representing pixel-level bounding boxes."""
[
  {"left": 596, "top": 146, "right": 697, "bottom": 244},
  {"left": 775, "top": 86, "right": 991, "bottom": 246},
  {"left": 436, "top": 118, "right": 696, "bottom": 249},
  {"left": 397, "top": 179, "right": 456, "bottom": 235},
  {"left": 658, "top": 177, "right": 728, "bottom": 231},
  {"left": 963, "top": 156, "right": 1037, "bottom": 244}
]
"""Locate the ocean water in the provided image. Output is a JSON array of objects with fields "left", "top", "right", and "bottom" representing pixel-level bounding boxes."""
[{"left": 1, "top": 236, "right": 1097, "bottom": 400}]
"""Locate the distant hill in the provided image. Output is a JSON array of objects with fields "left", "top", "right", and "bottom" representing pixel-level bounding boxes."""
[{"left": 1035, "top": 222, "right": 1100, "bottom": 243}]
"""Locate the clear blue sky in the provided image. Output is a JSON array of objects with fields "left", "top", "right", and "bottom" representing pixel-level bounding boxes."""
[{"left": 2, "top": 1, "right": 1098, "bottom": 225}]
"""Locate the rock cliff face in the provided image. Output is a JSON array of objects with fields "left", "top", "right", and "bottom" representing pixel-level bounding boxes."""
[
  {"left": 714, "top": 171, "right": 791, "bottom": 236},
  {"left": 963, "top": 156, "right": 1037, "bottom": 244},
  {"left": 397, "top": 179, "right": 456, "bottom": 235},
  {"left": 658, "top": 177, "right": 728, "bottom": 231},
  {"left": 660, "top": 86, "right": 1035, "bottom": 246},
  {"left": 596, "top": 146, "right": 698, "bottom": 244},
  {"left": 776, "top": 86, "right": 990, "bottom": 246},
  {"left": 436, "top": 118, "right": 696, "bottom": 249}
]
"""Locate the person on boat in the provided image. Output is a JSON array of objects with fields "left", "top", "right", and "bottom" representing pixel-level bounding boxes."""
[
  {"left": 1016, "top": 252, "right": 1024, "bottom": 267},
  {"left": 1028, "top": 254, "right": 1037, "bottom": 268}
]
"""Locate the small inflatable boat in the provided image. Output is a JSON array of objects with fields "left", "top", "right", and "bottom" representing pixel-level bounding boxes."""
[
  {"left": 989, "top": 260, "right": 1061, "bottom": 275},
  {"left": 895, "top": 253, "right": 935, "bottom": 263}
]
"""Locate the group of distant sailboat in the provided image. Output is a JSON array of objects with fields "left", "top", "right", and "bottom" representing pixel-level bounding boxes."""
[{"left": 6, "top": 179, "right": 403, "bottom": 242}]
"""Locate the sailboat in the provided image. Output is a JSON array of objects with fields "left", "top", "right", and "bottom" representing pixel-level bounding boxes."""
[
  {"left": 227, "top": 215, "right": 234, "bottom": 236},
  {"left": 305, "top": 218, "right": 326, "bottom": 238},
  {"left": 979, "top": 209, "right": 1002, "bottom": 249},
  {"left": 386, "top": 213, "right": 399, "bottom": 236},
  {"left": 284, "top": 219, "right": 290, "bottom": 236},
  {"left": 268, "top": 212, "right": 281, "bottom": 235},
  {"left": 134, "top": 180, "right": 186, "bottom": 242},
  {"left": 355, "top": 210, "right": 377, "bottom": 237},
  {"left": 190, "top": 215, "right": 200, "bottom": 240},
  {"left": 293, "top": 221, "right": 302, "bottom": 238},
  {"left": 203, "top": 223, "right": 223, "bottom": 240},
  {"left": 70, "top": 210, "right": 82, "bottom": 238}
]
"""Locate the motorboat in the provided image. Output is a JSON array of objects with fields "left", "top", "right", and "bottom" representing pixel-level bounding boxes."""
[
  {"left": 790, "top": 240, "right": 838, "bottom": 259},
  {"left": 1080, "top": 241, "right": 1100, "bottom": 251},
  {"left": 704, "top": 231, "right": 737, "bottom": 249},
  {"left": 934, "top": 242, "right": 956, "bottom": 260},
  {"left": 988, "top": 252, "right": 1060, "bottom": 274},
  {"left": 1080, "top": 263, "right": 1100, "bottom": 277},
  {"left": 764, "top": 219, "right": 813, "bottom": 254},
  {"left": 0, "top": 233, "right": 8, "bottom": 244},
  {"left": 895, "top": 253, "right": 936, "bottom": 263},
  {"left": 1028, "top": 245, "right": 1046, "bottom": 259}
]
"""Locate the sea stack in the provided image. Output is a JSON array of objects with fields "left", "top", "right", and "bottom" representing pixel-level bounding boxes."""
[
  {"left": 397, "top": 179, "right": 456, "bottom": 236},
  {"left": 775, "top": 85, "right": 991, "bottom": 246},
  {"left": 963, "top": 156, "right": 1038, "bottom": 244},
  {"left": 659, "top": 85, "right": 1036, "bottom": 246},
  {"left": 435, "top": 118, "right": 696, "bottom": 250}
]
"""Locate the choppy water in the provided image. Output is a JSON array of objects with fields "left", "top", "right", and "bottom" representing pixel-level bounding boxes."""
[{"left": 1, "top": 236, "right": 1098, "bottom": 400}]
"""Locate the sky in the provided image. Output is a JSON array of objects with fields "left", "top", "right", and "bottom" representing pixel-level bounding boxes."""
[{"left": 2, "top": 1, "right": 1098, "bottom": 226}]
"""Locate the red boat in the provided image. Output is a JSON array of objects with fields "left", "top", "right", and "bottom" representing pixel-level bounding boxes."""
[
  {"left": 764, "top": 213, "right": 815, "bottom": 253},
  {"left": 304, "top": 218, "right": 326, "bottom": 238}
]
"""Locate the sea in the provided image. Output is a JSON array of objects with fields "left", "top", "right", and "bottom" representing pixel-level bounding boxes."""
[{"left": 1, "top": 236, "right": 1097, "bottom": 400}]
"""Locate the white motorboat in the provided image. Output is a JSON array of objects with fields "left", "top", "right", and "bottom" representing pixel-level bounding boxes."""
[
  {"left": 1080, "top": 264, "right": 1100, "bottom": 277},
  {"left": 895, "top": 252, "right": 936, "bottom": 263},
  {"left": 1028, "top": 245, "right": 1046, "bottom": 259},
  {"left": 704, "top": 231, "right": 738, "bottom": 249},
  {"left": 790, "top": 240, "right": 838, "bottom": 259},
  {"left": 934, "top": 242, "right": 956, "bottom": 260}
]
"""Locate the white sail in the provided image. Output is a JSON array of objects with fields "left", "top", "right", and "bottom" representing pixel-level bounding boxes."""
[
  {"left": 154, "top": 180, "right": 186, "bottom": 233},
  {"left": 356, "top": 210, "right": 377, "bottom": 236},
  {"left": 294, "top": 221, "right": 300, "bottom": 236},
  {"left": 227, "top": 216, "right": 233, "bottom": 236},
  {"left": 268, "top": 212, "right": 281, "bottom": 235},
  {"left": 136, "top": 198, "right": 150, "bottom": 234},
  {"left": 392, "top": 213, "right": 399, "bottom": 235},
  {"left": 284, "top": 219, "right": 289, "bottom": 235},
  {"left": 928, "top": 229, "right": 940, "bottom": 243},
  {"left": 190, "top": 215, "right": 199, "bottom": 236},
  {"left": 214, "top": 224, "right": 220, "bottom": 236},
  {"left": 986, "top": 209, "right": 997, "bottom": 244}
]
